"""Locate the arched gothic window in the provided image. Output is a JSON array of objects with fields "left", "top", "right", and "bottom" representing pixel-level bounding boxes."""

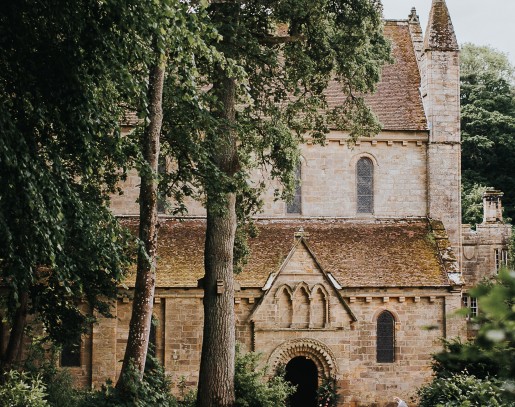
[
  {"left": 356, "top": 157, "right": 374, "bottom": 214},
  {"left": 376, "top": 310, "right": 395, "bottom": 363},
  {"left": 287, "top": 164, "right": 302, "bottom": 214}
]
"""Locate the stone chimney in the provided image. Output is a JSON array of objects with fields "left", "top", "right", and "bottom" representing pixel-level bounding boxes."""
[{"left": 483, "top": 190, "right": 504, "bottom": 223}]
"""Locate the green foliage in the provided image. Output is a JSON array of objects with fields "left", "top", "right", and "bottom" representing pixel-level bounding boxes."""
[
  {"left": 0, "top": 370, "right": 49, "bottom": 407},
  {"left": 469, "top": 270, "right": 515, "bottom": 379},
  {"left": 158, "top": 0, "right": 391, "bottom": 263},
  {"left": 425, "top": 270, "right": 515, "bottom": 404},
  {"left": 461, "top": 183, "right": 488, "bottom": 226},
  {"left": 417, "top": 372, "right": 505, "bottom": 407},
  {"left": 81, "top": 354, "right": 177, "bottom": 407},
  {"left": 0, "top": 0, "right": 142, "bottom": 346},
  {"left": 510, "top": 228, "right": 515, "bottom": 270},
  {"left": 461, "top": 43, "right": 514, "bottom": 83},
  {"left": 460, "top": 43, "right": 515, "bottom": 223},
  {"left": 234, "top": 347, "right": 294, "bottom": 407},
  {"left": 176, "top": 376, "right": 197, "bottom": 407},
  {"left": 431, "top": 338, "right": 503, "bottom": 380},
  {"left": 21, "top": 339, "right": 83, "bottom": 407},
  {"left": 317, "top": 376, "right": 339, "bottom": 407},
  {"left": 160, "top": 0, "right": 391, "bottom": 198},
  {"left": 44, "top": 369, "right": 83, "bottom": 407}
]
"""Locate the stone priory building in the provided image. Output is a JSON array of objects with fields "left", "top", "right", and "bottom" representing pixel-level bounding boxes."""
[{"left": 23, "top": 1, "right": 513, "bottom": 406}]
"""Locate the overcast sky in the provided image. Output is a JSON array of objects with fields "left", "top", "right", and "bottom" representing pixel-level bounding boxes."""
[{"left": 381, "top": 0, "right": 515, "bottom": 66}]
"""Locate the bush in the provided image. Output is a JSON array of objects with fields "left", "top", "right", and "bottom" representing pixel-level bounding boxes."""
[
  {"left": 234, "top": 346, "right": 294, "bottom": 407},
  {"left": 317, "top": 376, "right": 338, "bottom": 407},
  {"left": 0, "top": 370, "right": 49, "bottom": 407},
  {"left": 22, "top": 337, "right": 83, "bottom": 407},
  {"left": 80, "top": 354, "right": 178, "bottom": 407},
  {"left": 417, "top": 372, "right": 506, "bottom": 407},
  {"left": 431, "top": 338, "right": 503, "bottom": 379}
]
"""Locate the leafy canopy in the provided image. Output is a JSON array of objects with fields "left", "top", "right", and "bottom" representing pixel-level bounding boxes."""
[
  {"left": 460, "top": 43, "right": 515, "bottom": 224},
  {"left": 0, "top": 0, "right": 159, "bottom": 344},
  {"left": 159, "top": 0, "right": 391, "bottom": 242},
  {"left": 426, "top": 270, "right": 515, "bottom": 404}
]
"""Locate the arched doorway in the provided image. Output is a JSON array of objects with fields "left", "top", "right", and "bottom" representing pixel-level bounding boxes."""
[{"left": 285, "top": 356, "right": 318, "bottom": 407}]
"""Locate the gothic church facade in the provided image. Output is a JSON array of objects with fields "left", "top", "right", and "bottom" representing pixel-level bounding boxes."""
[{"left": 59, "top": 1, "right": 511, "bottom": 406}]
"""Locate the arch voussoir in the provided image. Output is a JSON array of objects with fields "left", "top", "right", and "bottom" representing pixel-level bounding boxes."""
[{"left": 267, "top": 338, "right": 338, "bottom": 378}]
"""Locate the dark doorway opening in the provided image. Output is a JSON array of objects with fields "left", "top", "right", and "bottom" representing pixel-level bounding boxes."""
[{"left": 285, "top": 356, "right": 318, "bottom": 407}]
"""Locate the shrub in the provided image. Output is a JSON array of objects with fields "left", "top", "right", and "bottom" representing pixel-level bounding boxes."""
[
  {"left": 22, "top": 337, "right": 83, "bottom": 407},
  {"left": 234, "top": 346, "right": 294, "bottom": 407},
  {"left": 417, "top": 372, "right": 505, "bottom": 407},
  {"left": 0, "top": 370, "right": 49, "bottom": 407},
  {"left": 317, "top": 376, "right": 338, "bottom": 407},
  {"left": 431, "top": 338, "right": 503, "bottom": 379},
  {"left": 80, "top": 354, "right": 178, "bottom": 407}
]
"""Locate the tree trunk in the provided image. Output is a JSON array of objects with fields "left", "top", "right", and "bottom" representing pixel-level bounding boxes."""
[
  {"left": 197, "top": 75, "right": 238, "bottom": 407},
  {"left": 117, "top": 59, "right": 165, "bottom": 387},
  {"left": 0, "top": 291, "right": 28, "bottom": 373}
]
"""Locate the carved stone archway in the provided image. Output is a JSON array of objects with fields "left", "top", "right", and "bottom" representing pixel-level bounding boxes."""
[{"left": 267, "top": 338, "right": 338, "bottom": 378}]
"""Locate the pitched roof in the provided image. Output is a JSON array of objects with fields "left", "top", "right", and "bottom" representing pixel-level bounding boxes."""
[
  {"left": 424, "top": 0, "right": 459, "bottom": 51},
  {"left": 366, "top": 21, "right": 427, "bottom": 131},
  {"left": 326, "top": 21, "right": 427, "bottom": 132},
  {"left": 121, "top": 21, "right": 427, "bottom": 133},
  {"left": 121, "top": 217, "right": 454, "bottom": 289}
]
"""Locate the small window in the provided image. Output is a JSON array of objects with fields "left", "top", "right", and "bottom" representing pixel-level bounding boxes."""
[
  {"left": 494, "top": 248, "right": 508, "bottom": 272},
  {"left": 287, "top": 164, "right": 302, "bottom": 214},
  {"left": 61, "top": 342, "right": 81, "bottom": 367},
  {"left": 462, "top": 294, "right": 478, "bottom": 318},
  {"left": 376, "top": 311, "right": 395, "bottom": 363},
  {"left": 357, "top": 157, "right": 373, "bottom": 214}
]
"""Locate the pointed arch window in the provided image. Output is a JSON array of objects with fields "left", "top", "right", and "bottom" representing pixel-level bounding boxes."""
[
  {"left": 287, "top": 164, "right": 302, "bottom": 214},
  {"left": 357, "top": 157, "right": 374, "bottom": 214},
  {"left": 376, "top": 311, "right": 395, "bottom": 363}
]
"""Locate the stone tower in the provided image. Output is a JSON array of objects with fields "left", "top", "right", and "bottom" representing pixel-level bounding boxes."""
[{"left": 420, "top": 0, "right": 462, "bottom": 262}]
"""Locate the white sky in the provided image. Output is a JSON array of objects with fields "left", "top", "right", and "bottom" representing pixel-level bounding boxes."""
[{"left": 381, "top": 0, "right": 515, "bottom": 66}]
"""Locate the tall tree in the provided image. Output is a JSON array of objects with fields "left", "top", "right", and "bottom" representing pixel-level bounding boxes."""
[
  {"left": 0, "top": 0, "right": 143, "bottom": 371},
  {"left": 117, "top": 0, "right": 225, "bottom": 386},
  {"left": 461, "top": 43, "right": 515, "bottom": 223},
  {"left": 173, "top": 1, "right": 391, "bottom": 405},
  {"left": 117, "top": 54, "right": 165, "bottom": 385}
]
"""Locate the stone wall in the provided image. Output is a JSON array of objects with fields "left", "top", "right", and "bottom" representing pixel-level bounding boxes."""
[
  {"left": 81, "top": 289, "right": 458, "bottom": 407},
  {"left": 110, "top": 131, "right": 430, "bottom": 221},
  {"left": 339, "top": 290, "right": 454, "bottom": 407},
  {"left": 462, "top": 223, "right": 512, "bottom": 289},
  {"left": 421, "top": 48, "right": 462, "bottom": 257}
]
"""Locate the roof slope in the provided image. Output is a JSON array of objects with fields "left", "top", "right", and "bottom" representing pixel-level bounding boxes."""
[
  {"left": 122, "top": 21, "right": 427, "bottom": 132},
  {"left": 326, "top": 21, "right": 427, "bottom": 132},
  {"left": 121, "top": 217, "right": 452, "bottom": 289}
]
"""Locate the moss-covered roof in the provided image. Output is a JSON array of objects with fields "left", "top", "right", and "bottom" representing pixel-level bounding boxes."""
[
  {"left": 121, "top": 217, "right": 454, "bottom": 289},
  {"left": 326, "top": 21, "right": 427, "bottom": 132},
  {"left": 122, "top": 22, "right": 427, "bottom": 132}
]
